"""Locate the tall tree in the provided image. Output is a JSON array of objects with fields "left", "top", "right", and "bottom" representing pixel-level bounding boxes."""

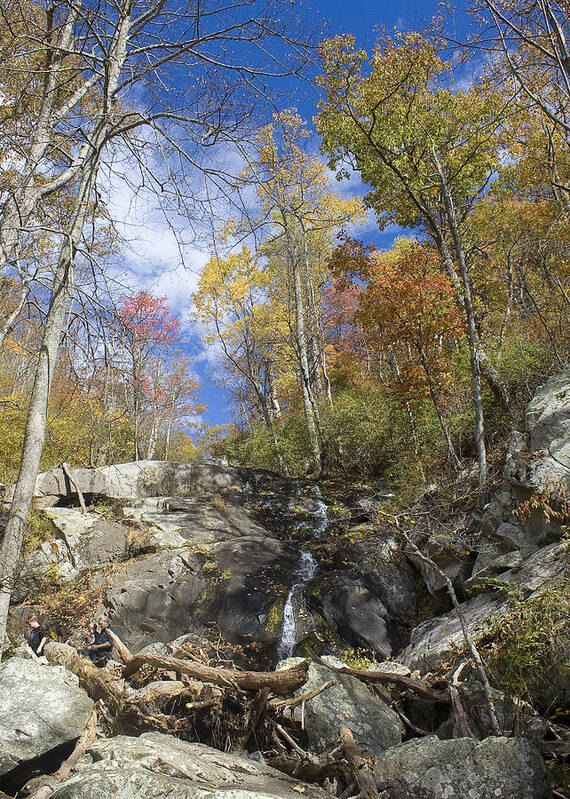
[
  {"left": 241, "top": 111, "right": 364, "bottom": 473},
  {"left": 116, "top": 291, "right": 181, "bottom": 461},
  {"left": 317, "top": 32, "right": 513, "bottom": 484},
  {"left": 0, "top": 0, "right": 313, "bottom": 656}
]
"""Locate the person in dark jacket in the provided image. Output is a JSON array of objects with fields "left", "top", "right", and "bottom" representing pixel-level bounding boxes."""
[
  {"left": 27, "top": 614, "right": 49, "bottom": 656},
  {"left": 81, "top": 615, "right": 113, "bottom": 665}
]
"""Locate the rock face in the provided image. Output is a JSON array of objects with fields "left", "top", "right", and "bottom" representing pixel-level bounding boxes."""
[
  {"left": 472, "top": 366, "right": 570, "bottom": 577},
  {"left": 372, "top": 735, "right": 549, "bottom": 799},
  {"left": 3, "top": 467, "right": 106, "bottom": 508},
  {"left": 278, "top": 656, "right": 404, "bottom": 755},
  {"left": 400, "top": 542, "right": 566, "bottom": 672},
  {"left": 104, "top": 537, "right": 299, "bottom": 654},
  {"left": 310, "top": 530, "right": 417, "bottom": 659},
  {"left": 49, "top": 732, "right": 328, "bottom": 799},
  {"left": 524, "top": 364, "right": 570, "bottom": 492},
  {"left": 0, "top": 657, "right": 93, "bottom": 778}
]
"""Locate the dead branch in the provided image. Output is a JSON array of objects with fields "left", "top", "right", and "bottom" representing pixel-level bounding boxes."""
[
  {"left": 269, "top": 679, "right": 337, "bottom": 711},
  {"left": 449, "top": 661, "right": 476, "bottom": 739},
  {"left": 122, "top": 652, "right": 310, "bottom": 695},
  {"left": 338, "top": 726, "right": 379, "bottom": 799},
  {"left": 392, "top": 702, "right": 431, "bottom": 736},
  {"left": 333, "top": 665, "right": 450, "bottom": 704},
  {"left": 105, "top": 627, "right": 132, "bottom": 663},
  {"left": 26, "top": 706, "right": 98, "bottom": 799},
  {"left": 61, "top": 462, "right": 87, "bottom": 514}
]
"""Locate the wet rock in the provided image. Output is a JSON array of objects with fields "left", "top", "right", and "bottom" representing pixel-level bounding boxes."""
[
  {"left": 314, "top": 575, "right": 395, "bottom": 658},
  {"left": 49, "top": 731, "right": 329, "bottom": 799},
  {"left": 277, "top": 656, "right": 404, "bottom": 755},
  {"left": 0, "top": 657, "right": 93, "bottom": 779},
  {"left": 372, "top": 735, "right": 549, "bottom": 799},
  {"left": 104, "top": 537, "right": 299, "bottom": 655}
]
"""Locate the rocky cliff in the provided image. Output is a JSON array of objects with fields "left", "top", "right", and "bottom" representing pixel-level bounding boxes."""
[{"left": 0, "top": 366, "right": 568, "bottom": 799}]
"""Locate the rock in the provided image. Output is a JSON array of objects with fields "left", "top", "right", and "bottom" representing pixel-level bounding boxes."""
[
  {"left": 312, "top": 529, "right": 417, "bottom": 658},
  {"left": 47, "top": 509, "right": 127, "bottom": 569},
  {"left": 525, "top": 364, "right": 570, "bottom": 492},
  {"left": 3, "top": 467, "right": 106, "bottom": 508},
  {"left": 369, "top": 661, "right": 411, "bottom": 676},
  {"left": 472, "top": 366, "right": 570, "bottom": 574},
  {"left": 18, "top": 509, "right": 128, "bottom": 587},
  {"left": 96, "top": 461, "right": 199, "bottom": 500},
  {"left": 0, "top": 657, "right": 93, "bottom": 778},
  {"left": 49, "top": 731, "right": 328, "bottom": 799},
  {"left": 277, "top": 656, "right": 404, "bottom": 755},
  {"left": 122, "top": 494, "right": 269, "bottom": 549},
  {"left": 372, "top": 735, "right": 549, "bottom": 799},
  {"left": 444, "top": 679, "right": 547, "bottom": 745},
  {"left": 314, "top": 575, "right": 394, "bottom": 658},
  {"left": 104, "top": 537, "right": 299, "bottom": 655},
  {"left": 400, "top": 543, "right": 566, "bottom": 673}
]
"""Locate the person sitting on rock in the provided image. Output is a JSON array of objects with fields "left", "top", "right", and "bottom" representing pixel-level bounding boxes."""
[
  {"left": 81, "top": 615, "right": 114, "bottom": 665},
  {"left": 27, "top": 614, "right": 49, "bottom": 658}
]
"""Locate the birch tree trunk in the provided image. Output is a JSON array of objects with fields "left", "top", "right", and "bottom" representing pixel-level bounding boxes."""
[
  {"left": 0, "top": 169, "right": 96, "bottom": 657},
  {"left": 292, "top": 251, "right": 322, "bottom": 472}
]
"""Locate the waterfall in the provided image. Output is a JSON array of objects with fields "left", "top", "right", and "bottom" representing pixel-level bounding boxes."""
[
  {"left": 310, "top": 484, "right": 328, "bottom": 537},
  {"left": 276, "top": 551, "right": 318, "bottom": 662}
]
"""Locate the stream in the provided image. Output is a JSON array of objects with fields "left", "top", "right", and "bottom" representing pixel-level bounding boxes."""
[{"left": 276, "top": 550, "right": 318, "bottom": 662}]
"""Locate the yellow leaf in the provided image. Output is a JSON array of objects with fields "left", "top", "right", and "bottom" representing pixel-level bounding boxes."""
[{"left": 292, "top": 786, "right": 306, "bottom": 794}]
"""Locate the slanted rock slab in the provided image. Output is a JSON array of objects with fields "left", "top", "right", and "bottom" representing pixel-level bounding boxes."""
[
  {"left": 0, "top": 657, "right": 94, "bottom": 777},
  {"left": 50, "top": 731, "right": 329, "bottom": 799},
  {"left": 278, "top": 656, "right": 404, "bottom": 755},
  {"left": 373, "top": 735, "right": 548, "bottom": 799}
]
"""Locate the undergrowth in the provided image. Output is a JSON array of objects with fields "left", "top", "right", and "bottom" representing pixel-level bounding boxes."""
[{"left": 477, "top": 581, "right": 570, "bottom": 716}]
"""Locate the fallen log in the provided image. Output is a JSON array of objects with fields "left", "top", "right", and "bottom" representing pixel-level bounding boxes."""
[
  {"left": 26, "top": 706, "right": 97, "bottom": 799},
  {"left": 45, "top": 642, "right": 123, "bottom": 712},
  {"left": 338, "top": 725, "right": 379, "bottom": 799},
  {"left": 334, "top": 665, "right": 450, "bottom": 704},
  {"left": 122, "top": 652, "right": 310, "bottom": 695}
]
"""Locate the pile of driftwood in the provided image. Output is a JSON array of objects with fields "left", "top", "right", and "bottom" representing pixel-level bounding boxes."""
[{"left": 29, "top": 632, "right": 451, "bottom": 799}]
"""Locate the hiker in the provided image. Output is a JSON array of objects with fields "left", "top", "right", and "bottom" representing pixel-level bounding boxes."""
[
  {"left": 81, "top": 615, "right": 113, "bottom": 665},
  {"left": 27, "top": 614, "right": 49, "bottom": 658}
]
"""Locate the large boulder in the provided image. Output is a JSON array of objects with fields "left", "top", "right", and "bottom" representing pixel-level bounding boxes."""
[
  {"left": 104, "top": 537, "right": 300, "bottom": 655},
  {"left": 524, "top": 364, "right": 570, "bottom": 492},
  {"left": 3, "top": 467, "right": 106, "bottom": 508},
  {"left": 277, "top": 656, "right": 404, "bottom": 755},
  {"left": 49, "top": 731, "right": 329, "bottom": 799},
  {"left": 0, "top": 658, "right": 93, "bottom": 780},
  {"left": 472, "top": 366, "right": 570, "bottom": 576},
  {"left": 122, "top": 494, "right": 269, "bottom": 549},
  {"left": 372, "top": 735, "right": 548, "bottom": 799},
  {"left": 311, "top": 529, "right": 417, "bottom": 658},
  {"left": 399, "top": 542, "right": 566, "bottom": 673}
]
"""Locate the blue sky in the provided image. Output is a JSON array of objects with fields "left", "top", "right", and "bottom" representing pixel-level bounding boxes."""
[{"left": 113, "top": 0, "right": 470, "bottom": 432}]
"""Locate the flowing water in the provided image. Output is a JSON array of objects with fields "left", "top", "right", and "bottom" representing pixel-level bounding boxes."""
[{"left": 276, "top": 550, "right": 318, "bottom": 662}]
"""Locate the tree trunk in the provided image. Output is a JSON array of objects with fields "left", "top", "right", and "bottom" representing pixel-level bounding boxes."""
[
  {"left": 0, "top": 167, "right": 96, "bottom": 657},
  {"left": 292, "top": 252, "right": 322, "bottom": 471},
  {"left": 123, "top": 652, "right": 310, "bottom": 695},
  {"left": 418, "top": 346, "right": 460, "bottom": 469},
  {"left": 431, "top": 156, "right": 488, "bottom": 485}
]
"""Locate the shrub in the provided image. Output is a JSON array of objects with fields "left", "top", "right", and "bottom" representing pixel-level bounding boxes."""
[{"left": 478, "top": 581, "right": 570, "bottom": 714}]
